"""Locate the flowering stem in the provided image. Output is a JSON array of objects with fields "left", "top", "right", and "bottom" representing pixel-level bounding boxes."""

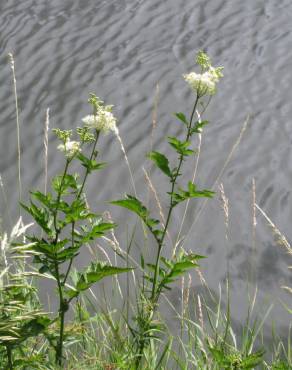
[
  {"left": 77, "top": 129, "right": 100, "bottom": 199},
  {"left": 151, "top": 94, "right": 200, "bottom": 302},
  {"left": 63, "top": 129, "right": 100, "bottom": 286}
]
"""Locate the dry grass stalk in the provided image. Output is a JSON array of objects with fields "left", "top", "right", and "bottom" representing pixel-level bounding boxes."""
[
  {"left": 0, "top": 174, "right": 13, "bottom": 228},
  {"left": 143, "top": 167, "right": 173, "bottom": 246},
  {"left": 255, "top": 203, "right": 292, "bottom": 255},
  {"left": 197, "top": 294, "right": 204, "bottom": 330},
  {"left": 249, "top": 178, "right": 257, "bottom": 288},
  {"left": 182, "top": 273, "right": 191, "bottom": 318},
  {"left": 44, "top": 108, "right": 50, "bottom": 195},
  {"left": 252, "top": 178, "right": 257, "bottom": 231},
  {"left": 150, "top": 83, "right": 159, "bottom": 151},
  {"left": 8, "top": 52, "right": 22, "bottom": 208},
  {"left": 183, "top": 115, "right": 250, "bottom": 245},
  {"left": 114, "top": 128, "right": 137, "bottom": 196},
  {"left": 143, "top": 167, "right": 166, "bottom": 225},
  {"left": 218, "top": 183, "right": 229, "bottom": 240},
  {"left": 102, "top": 211, "right": 123, "bottom": 298},
  {"left": 181, "top": 276, "right": 185, "bottom": 317}
]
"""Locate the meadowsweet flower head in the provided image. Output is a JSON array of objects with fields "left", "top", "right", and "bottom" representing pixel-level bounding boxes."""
[
  {"left": 58, "top": 140, "right": 81, "bottom": 159},
  {"left": 82, "top": 104, "right": 117, "bottom": 134},
  {"left": 183, "top": 71, "right": 217, "bottom": 96},
  {"left": 183, "top": 51, "right": 223, "bottom": 96}
]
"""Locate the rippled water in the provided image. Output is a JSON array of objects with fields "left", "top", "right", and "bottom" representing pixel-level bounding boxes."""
[{"left": 1, "top": 0, "right": 292, "bottom": 338}]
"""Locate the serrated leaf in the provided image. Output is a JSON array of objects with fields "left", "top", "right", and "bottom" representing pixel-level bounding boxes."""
[
  {"left": 65, "top": 263, "right": 133, "bottom": 299},
  {"left": 111, "top": 195, "right": 161, "bottom": 239},
  {"left": 168, "top": 137, "right": 194, "bottom": 156},
  {"left": 30, "top": 191, "right": 54, "bottom": 210},
  {"left": 171, "top": 182, "right": 215, "bottom": 206},
  {"left": 174, "top": 112, "right": 189, "bottom": 126},
  {"left": 111, "top": 195, "right": 148, "bottom": 219},
  {"left": 78, "top": 222, "right": 116, "bottom": 244},
  {"left": 20, "top": 202, "right": 52, "bottom": 235},
  {"left": 147, "top": 151, "right": 172, "bottom": 178},
  {"left": 77, "top": 153, "right": 106, "bottom": 173},
  {"left": 157, "top": 252, "right": 205, "bottom": 294},
  {"left": 52, "top": 174, "right": 78, "bottom": 195}
]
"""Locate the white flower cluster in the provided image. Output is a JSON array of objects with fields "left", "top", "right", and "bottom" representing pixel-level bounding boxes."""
[
  {"left": 183, "top": 53, "right": 223, "bottom": 96},
  {"left": 82, "top": 105, "right": 117, "bottom": 134},
  {"left": 58, "top": 140, "right": 81, "bottom": 159}
]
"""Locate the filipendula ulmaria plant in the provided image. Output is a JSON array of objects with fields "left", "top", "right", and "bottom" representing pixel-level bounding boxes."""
[
  {"left": 111, "top": 51, "right": 223, "bottom": 367},
  {"left": 20, "top": 94, "right": 132, "bottom": 367},
  {"left": 0, "top": 218, "right": 51, "bottom": 370}
]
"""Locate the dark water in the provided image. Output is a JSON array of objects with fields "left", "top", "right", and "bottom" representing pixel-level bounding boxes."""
[{"left": 1, "top": 0, "right": 292, "bottom": 340}]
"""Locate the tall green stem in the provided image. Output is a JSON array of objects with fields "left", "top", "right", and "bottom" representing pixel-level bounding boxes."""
[
  {"left": 52, "top": 159, "right": 70, "bottom": 366},
  {"left": 135, "top": 95, "right": 200, "bottom": 369},
  {"left": 151, "top": 94, "right": 200, "bottom": 302},
  {"left": 55, "top": 260, "right": 66, "bottom": 366},
  {"left": 6, "top": 346, "right": 13, "bottom": 370}
]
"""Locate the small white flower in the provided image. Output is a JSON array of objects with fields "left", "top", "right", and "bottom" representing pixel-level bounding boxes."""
[
  {"left": 82, "top": 107, "right": 117, "bottom": 134},
  {"left": 183, "top": 71, "right": 216, "bottom": 96},
  {"left": 58, "top": 140, "right": 81, "bottom": 158},
  {"left": 183, "top": 52, "right": 223, "bottom": 96}
]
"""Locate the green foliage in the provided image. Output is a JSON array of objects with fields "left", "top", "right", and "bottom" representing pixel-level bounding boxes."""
[
  {"left": 191, "top": 119, "right": 209, "bottom": 133},
  {"left": 111, "top": 195, "right": 162, "bottom": 240},
  {"left": 208, "top": 344, "right": 265, "bottom": 369},
  {"left": 19, "top": 97, "right": 131, "bottom": 366},
  {"left": 77, "top": 152, "right": 106, "bottom": 174},
  {"left": 147, "top": 151, "right": 173, "bottom": 178},
  {"left": 174, "top": 112, "right": 189, "bottom": 126},
  {"left": 170, "top": 181, "right": 214, "bottom": 207},
  {"left": 146, "top": 251, "right": 205, "bottom": 296},
  {"left": 168, "top": 137, "right": 194, "bottom": 157},
  {"left": 65, "top": 262, "right": 132, "bottom": 299}
]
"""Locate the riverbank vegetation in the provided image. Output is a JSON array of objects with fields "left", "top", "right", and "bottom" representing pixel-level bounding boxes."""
[{"left": 0, "top": 52, "right": 291, "bottom": 369}]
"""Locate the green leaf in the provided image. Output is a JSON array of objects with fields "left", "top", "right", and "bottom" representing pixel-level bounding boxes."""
[
  {"left": 30, "top": 191, "right": 54, "bottom": 210},
  {"left": 111, "top": 195, "right": 161, "bottom": 239},
  {"left": 111, "top": 195, "right": 147, "bottom": 217},
  {"left": 155, "top": 252, "right": 205, "bottom": 294},
  {"left": 19, "top": 316, "right": 51, "bottom": 339},
  {"left": 65, "top": 262, "right": 133, "bottom": 299},
  {"left": 62, "top": 198, "right": 94, "bottom": 223},
  {"left": 77, "top": 153, "right": 106, "bottom": 173},
  {"left": 78, "top": 222, "right": 116, "bottom": 244},
  {"left": 174, "top": 112, "right": 189, "bottom": 126},
  {"left": 171, "top": 182, "right": 215, "bottom": 206},
  {"left": 52, "top": 174, "right": 78, "bottom": 194},
  {"left": 147, "top": 151, "right": 172, "bottom": 178},
  {"left": 191, "top": 120, "right": 209, "bottom": 134},
  {"left": 20, "top": 202, "right": 52, "bottom": 235},
  {"left": 168, "top": 137, "right": 194, "bottom": 156}
]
